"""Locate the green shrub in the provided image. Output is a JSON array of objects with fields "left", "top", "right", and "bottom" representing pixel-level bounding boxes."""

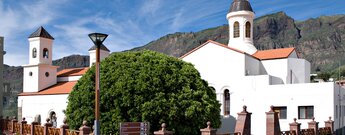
[{"left": 65, "top": 50, "right": 220, "bottom": 135}]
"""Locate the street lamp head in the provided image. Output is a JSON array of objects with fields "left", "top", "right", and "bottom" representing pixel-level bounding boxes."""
[{"left": 88, "top": 33, "right": 108, "bottom": 47}]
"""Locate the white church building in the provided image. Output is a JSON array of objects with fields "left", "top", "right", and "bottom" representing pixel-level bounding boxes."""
[
  {"left": 181, "top": 0, "right": 345, "bottom": 134},
  {"left": 17, "top": 26, "right": 110, "bottom": 127},
  {"left": 17, "top": 0, "right": 345, "bottom": 134}
]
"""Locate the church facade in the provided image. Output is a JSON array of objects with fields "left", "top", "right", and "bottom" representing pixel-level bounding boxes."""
[
  {"left": 16, "top": 0, "right": 345, "bottom": 134},
  {"left": 181, "top": 0, "right": 345, "bottom": 134}
]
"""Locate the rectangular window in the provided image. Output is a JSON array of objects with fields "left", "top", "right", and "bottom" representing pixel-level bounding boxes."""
[
  {"left": 298, "top": 106, "right": 314, "bottom": 119},
  {"left": 273, "top": 106, "right": 287, "bottom": 119}
]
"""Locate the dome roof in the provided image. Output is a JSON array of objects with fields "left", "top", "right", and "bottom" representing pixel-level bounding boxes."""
[{"left": 228, "top": 0, "right": 253, "bottom": 13}]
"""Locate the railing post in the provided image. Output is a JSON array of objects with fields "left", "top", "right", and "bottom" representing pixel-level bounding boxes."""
[
  {"left": 11, "top": 116, "right": 18, "bottom": 133},
  {"left": 44, "top": 118, "right": 53, "bottom": 135},
  {"left": 266, "top": 106, "right": 281, "bottom": 135},
  {"left": 0, "top": 116, "right": 3, "bottom": 132},
  {"left": 60, "top": 118, "right": 69, "bottom": 135},
  {"left": 5, "top": 116, "right": 9, "bottom": 131},
  {"left": 289, "top": 118, "right": 301, "bottom": 135},
  {"left": 324, "top": 116, "right": 334, "bottom": 134},
  {"left": 154, "top": 123, "right": 173, "bottom": 135},
  {"left": 234, "top": 105, "right": 252, "bottom": 135},
  {"left": 21, "top": 117, "right": 27, "bottom": 135},
  {"left": 31, "top": 121, "right": 39, "bottom": 135},
  {"left": 200, "top": 121, "right": 217, "bottom": 135},
  {"left": 79, "top": 120, "right": 91, "bottom": 135},
  {"left": 308, "top": 117, "right": 319, "bottom": 135}
]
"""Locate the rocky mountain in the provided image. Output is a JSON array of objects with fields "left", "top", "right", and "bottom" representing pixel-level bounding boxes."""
[
  {"left": 133, "top": 12, "right": 345, "bottom": 72},
  {"left": 52, "top": 54, "right": 89, "bottom": 71},
  {"left": 3, "top": 11, "right": 345, "bottom": 102}
]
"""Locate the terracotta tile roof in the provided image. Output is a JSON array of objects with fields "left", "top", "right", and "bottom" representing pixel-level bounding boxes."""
[
  {"left": 57, "top": 67, "right": 89, "bottom": 77},
  {"left": 179, "top": 40, "right": 249, "bottom": 59},
  {"left": 252, "top": 48, "right": 295, "bottom": 60},
  {"left": 18, "top": 81, "right": 77, "bottom": 96}
]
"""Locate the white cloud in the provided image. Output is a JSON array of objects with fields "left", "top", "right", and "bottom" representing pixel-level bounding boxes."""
[
  {"left": 139, "top": 0, "right": 162, "bottom": 16},
  {"left": 0, "top": 0, "right": 68, "bottom": 66},
  {"left": 53, "top": 15, "right": 138, "bottom": 56},
  {"left": 4, "top": 52, "right": 27, "bottom": 66},
  {"left": 168, "top": 0, "right": 228, "bottom": 31}
]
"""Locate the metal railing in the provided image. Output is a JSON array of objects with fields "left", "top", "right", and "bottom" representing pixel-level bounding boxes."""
[
  {"left": 23, "top": 123, "right": 31, "bottom": 134},
  {"left": 49, "top": 127, "right": 61, "bottom": 135},
  {"left": 66, "top": 129, "right": 80, "bottom": 135},
  {"left": 34, "top": 125, "right": 44, "bottom": 135}
]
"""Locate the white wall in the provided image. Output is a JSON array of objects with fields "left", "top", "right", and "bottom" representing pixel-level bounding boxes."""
[
  {"left": 182, "top": 42, "right": 246, "bottom": 86},
  {"left": 57, "top": 76, "right": 82, "bottom": 82},
  {"left": 333, "top": 84, "right": 345, "bottom": 130},
  {"left": 261, "top": 58, "right": 310, "bottom": 84},
  {"left": 89, "top": 50, "right": 110, "bottom": 67},
  {"left": 23, "top": 66, "right": 39, "bottom": 92},
  {"left": 38, "top": 65, "right": 58, "bottom": 91},
  {"left": 23, "top": 65, "right": 58, "bottom": 92},
  {"left": 288, "top": 58, "right": 311, "bottom": 83},
  {"left": 245, "top": 55, "right": 266, "bottom": 75},
  {"left": 225, "top": 82, "right": 338, "bottom": 134},
  {"left": 18, "top": 94, "right": 68, "bottom": 126},
  {"left": 182, "top": 42, "right": 248, "bottom": 116},
  {"left": 290, "top": 51, "right": 298, "bottom": 58},
  {"left": 261, "top": 59, "right": 289, "bottom": 84}
]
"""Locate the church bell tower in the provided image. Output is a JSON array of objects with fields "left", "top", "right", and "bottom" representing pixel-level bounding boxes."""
[
  {"left": 227, "top": 0, "right": 257, "bottom": 54},
  {"left": 23, "top": 26, "right": 58, "bottom": 92}
]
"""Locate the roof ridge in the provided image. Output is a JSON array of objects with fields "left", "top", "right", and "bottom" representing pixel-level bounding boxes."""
[{"left": 180, "top": 40, "right": 259, "bottom": 60}]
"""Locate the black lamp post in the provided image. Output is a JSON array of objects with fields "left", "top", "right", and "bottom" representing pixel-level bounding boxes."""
[{"left": 88, "top": 33, "right": 108, "bottom": 135}]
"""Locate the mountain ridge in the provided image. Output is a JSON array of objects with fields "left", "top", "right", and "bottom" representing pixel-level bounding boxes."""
[
  {"left": 133, "top": 12, "right": 345, "bottom": 72},
  {"left": 3, "top": 12, "right": 345, "bottom": 110}
]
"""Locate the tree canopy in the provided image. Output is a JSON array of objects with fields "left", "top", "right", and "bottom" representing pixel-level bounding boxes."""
[{"left": 65, "top": 50, "right": 220, "bottom": 134}]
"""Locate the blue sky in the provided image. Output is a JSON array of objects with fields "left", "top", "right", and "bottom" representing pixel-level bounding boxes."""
[{"left": 1, "top": 0, "right": 344, "bottom": 66}]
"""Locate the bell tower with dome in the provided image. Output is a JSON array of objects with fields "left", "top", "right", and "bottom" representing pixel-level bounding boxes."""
[{"left": 227, "top": 0, "right": 257, "bottom": 54}]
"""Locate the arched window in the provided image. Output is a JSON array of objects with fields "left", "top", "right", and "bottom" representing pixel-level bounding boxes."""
[
  {"left": 49, "top": 111, "right": 57, "bottom": 127},
  {"left": 32, "top": 48, "right": 37, "bottom": 58},
  {"left": 224, "top": 89, "right": 230, "bottom": 115},
  {"left": 233, "top": 22, "right": 240, "bottom": 38},
  {"left": 43, "top": 48, "right": 49, "bottom": 58},
  {"left": 245, "top": 22, "right": 251, "bottom": 38}
]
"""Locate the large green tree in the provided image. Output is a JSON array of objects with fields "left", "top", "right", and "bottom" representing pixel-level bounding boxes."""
[{"left": 65, "top": 50, "right": 220, "bottom": 135}]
